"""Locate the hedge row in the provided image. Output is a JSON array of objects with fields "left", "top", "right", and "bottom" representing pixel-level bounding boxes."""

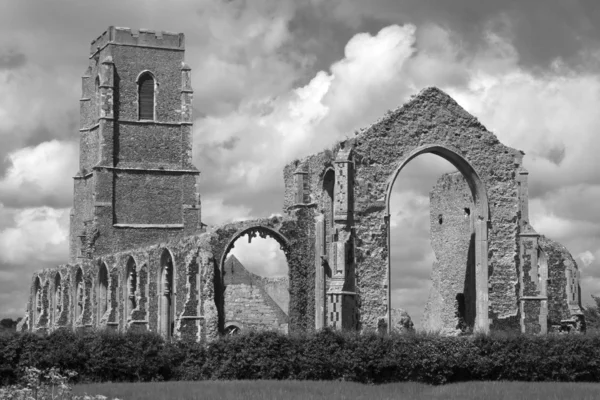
[{"left": 2, "top": 329, "right": 600, "bottom": 385}]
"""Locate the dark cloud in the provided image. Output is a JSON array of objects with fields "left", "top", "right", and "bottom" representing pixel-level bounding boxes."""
[
  {"left": 323, "top": 0, "right": 600, "bottom": 71},
  {"left": 0, "top": 49, "right": 26, "bottom": 71}
]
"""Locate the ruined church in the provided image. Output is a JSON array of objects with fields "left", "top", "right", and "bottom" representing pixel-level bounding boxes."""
[{"left": 19, "top": 26, "right": 584, "bottom": 339}]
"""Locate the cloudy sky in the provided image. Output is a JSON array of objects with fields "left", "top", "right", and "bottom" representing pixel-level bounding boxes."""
[{"left": 0, "top": 0, "right": 599, "bottom": 328}]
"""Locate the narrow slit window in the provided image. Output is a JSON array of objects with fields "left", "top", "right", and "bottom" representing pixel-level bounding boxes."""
[{"left": 138, "top": 73, "right": 155, "bottom": 120}]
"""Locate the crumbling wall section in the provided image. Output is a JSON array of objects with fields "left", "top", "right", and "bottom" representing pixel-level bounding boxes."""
[
  {"left": 539, "top": 235, "right": 584, "bottom": 328},
  {"left": 422, "top": 172, "right": 475, "bottom": 334},
  {"left": 285, "top": 87, "right": 524, "bottom": 332}
]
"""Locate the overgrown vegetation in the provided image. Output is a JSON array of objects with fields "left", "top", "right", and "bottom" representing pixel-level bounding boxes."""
[
  {"left": 582, "top": 295, "right": 600, "bottom": 334},
  {"left": 2, "top": 329, "right": 600, "bottom": 386},
  {"left": 0, "top": 367, "right": 117, "bottom": 400}
]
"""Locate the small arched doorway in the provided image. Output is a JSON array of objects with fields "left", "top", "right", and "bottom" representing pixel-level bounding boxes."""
[
  {"left": 385, "top": 144, "right": 489, "bottom": 333},
  {"left": 158, "top": 249, "right": 175, "bottom": 338}
]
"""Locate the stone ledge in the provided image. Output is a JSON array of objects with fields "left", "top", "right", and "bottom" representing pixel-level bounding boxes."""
[{"left": 113, "top": 224, "right": 184, "bottom": 229}]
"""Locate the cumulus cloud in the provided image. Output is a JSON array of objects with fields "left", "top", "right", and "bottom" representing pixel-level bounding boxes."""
[
  {"left": 229, "top": 235, "right": 288, "bottom": 278},
  {"left": 0, "top": 140, "right": 78, "bottom": 208}
]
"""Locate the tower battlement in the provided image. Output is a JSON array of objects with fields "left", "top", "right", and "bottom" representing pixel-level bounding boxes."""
[{"left": 90, "top": 26, "right": 185, "bottom": 56}]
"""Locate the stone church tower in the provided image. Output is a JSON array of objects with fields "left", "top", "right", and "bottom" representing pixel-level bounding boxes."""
[{"left": 70, "top": 26, "right": 202, "bottom": 263}]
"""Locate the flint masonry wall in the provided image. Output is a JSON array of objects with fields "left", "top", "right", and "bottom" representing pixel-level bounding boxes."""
[
  {"left": 70, "top": 26, "right": 201, "bottom": 264},
  {"left": 285, "top": 88, "right": 527, "bottom": 332},
  {"left": 223, "top": 256, "right": 288, "bottom": 333},
  {"left": 422, "top": 172, "right": 476, "bottom": 334}
]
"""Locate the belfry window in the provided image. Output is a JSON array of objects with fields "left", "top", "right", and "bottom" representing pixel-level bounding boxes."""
[{"left": 138, "top": 72, "right": 155, "bottom": 120}]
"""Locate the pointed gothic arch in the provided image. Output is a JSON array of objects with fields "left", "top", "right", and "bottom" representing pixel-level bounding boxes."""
[
  {"left": 385, "top": 144, "right": 490, "bottom": 333},
  {"left": 124, "top": 257, "right": 137, "bottom": 324},
  {"left": 158, "top": 249, "right": 176, "bottom": 338},
  {"left": 73, "top": 267, "right": 84, "bottom": 323},
  {"left": 52, "top": 272, "right": 62, "bottom": 326},
  {"left": 97, "top": 262, "right": 109, "bottom": 323},
  {"left": 33, "top": 276, "right": 42, "bottom": 326}
]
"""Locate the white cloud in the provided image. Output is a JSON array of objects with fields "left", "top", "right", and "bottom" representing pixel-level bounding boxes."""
[
  {"left": 201, "top": 197, "right": 253, "bottom": 226},
  {"left": 0, "top": 140, "right": 78, "bottom": 208},
  {"left": 579, "top": 251, "right": 596, "bottom": 268},
  {"left": 0, "top": 207, "right": 69, "bottom": 265},
  {"left": 229, "top": 235, "right": 288, "bottom": 277}
]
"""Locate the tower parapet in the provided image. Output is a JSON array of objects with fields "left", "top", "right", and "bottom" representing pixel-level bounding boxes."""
[{"left": 90, "top": 26, "right": 184, "bottom": 56}]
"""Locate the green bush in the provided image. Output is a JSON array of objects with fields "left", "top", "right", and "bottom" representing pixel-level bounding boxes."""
[{"left": 2, "top": 329, "right": 600, "bottom": 386}]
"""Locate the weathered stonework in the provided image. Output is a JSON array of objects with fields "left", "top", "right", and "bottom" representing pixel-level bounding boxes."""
[
  {"left": 223, "top": 255, "right": 288, "bottom": 333},
  {"left": 18, "top": 27, "right": 584, "bottom": 338}
]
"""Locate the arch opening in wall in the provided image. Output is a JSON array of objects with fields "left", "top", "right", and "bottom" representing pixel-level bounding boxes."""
[
  {"left": 74, "top": 267, "right": 84, "bottom": 323},
  {"left": 33, "top": 276, "right": 42, "bottom": 326},
  {"left": 124, "top": 257, "right": 137, "bottom": 324},
  {"left": 97, "top": 263, "right": 109, "bottom": 323},
  {"left": 224, "top": 322, "right": 242, "bottom": 335},
  {"left": 53, "top": 273, "right": 62, "bottom": 326},
  {"left": 385, "top": 144, "right": 489, "bottom": 334},
  {"left": 220, "top": 226, "right": 290, "bottom": 334},
  {"left": 158, "top": 249, "right": 175, "bottom": 339},
  {"left": 137, "top": 71, "right": 155, "bottom": 121}
]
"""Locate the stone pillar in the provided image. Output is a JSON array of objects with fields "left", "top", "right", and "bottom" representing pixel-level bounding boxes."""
[
  {"left": 516, "top": 164, "right": 545, "bottom": 334},
  {"left": 314, "top": 215, "right": 326, "bottom": 329},
  {"left": 98, "top": 55, "right": 115, "bottom": 120},
  {"left": 326, "top": 145, "right": 357, "bottom": 331}
]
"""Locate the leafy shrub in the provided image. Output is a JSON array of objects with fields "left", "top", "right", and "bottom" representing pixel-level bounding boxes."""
[
  {"left": 2, "top": 329, "right": 600, "bottom": 386},
  {"left": 0, "top": 366, "right": 118, "bottom": 400}
]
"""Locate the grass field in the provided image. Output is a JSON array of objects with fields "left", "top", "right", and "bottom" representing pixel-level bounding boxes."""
[{"left": 74, "top": 380, "right": 600, "bottom": 400}]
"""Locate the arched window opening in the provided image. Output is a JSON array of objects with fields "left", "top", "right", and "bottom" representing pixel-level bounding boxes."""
[
  {"left": 33, "top": 277, "right": 42, "bottom": 324},
  {"left": 389, "top": 153, "right": 477, "bottom": 334},
  {"left": 53, "top": 273, "right": 62, "bottom": 325},
  {"left": 125, "top": 258, "right": 137, "bottom": 321},
  {"left": 138, "top": 72, "right": 155, "bottom": 120},
  {"left": 74, "top": 268, "right": 84, "bottom": 322},
  {"left": 97, "top": 263, "right": 109, "bottom": 322},
  {"left": 159, "top": 250, "right": 175, "bottom": 338},
  {"left": 223, "top": 229, "right": 289, "bottom": 334}
]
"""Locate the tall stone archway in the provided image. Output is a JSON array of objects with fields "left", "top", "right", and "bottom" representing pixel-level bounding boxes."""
[
  {"left": 385, "top": 144, "right": 489, "bottom": 333},
  {"left": 218, "top": 225, "right": 291, "bottom": 334}
]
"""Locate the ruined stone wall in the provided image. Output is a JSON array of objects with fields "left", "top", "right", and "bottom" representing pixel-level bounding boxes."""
[
  {"left": 284, "top": 88, "right": 527, "bottom": 332},
  {"left": 23, "top": 233, "right": 219, "bottom": 342},
  {"left": 224, "top": 284, "right": 288, "bottom": 333},
  {"left": 539, "top": 236, "right": 584, "bottom": 327},
  {"left": 222, "top": 256, "right": 288, "bottom": 332},
  {"left": 253, "top": 275, "right": 290, "bottom": 315},
  {"left": 422, "top": 172, "right": 475, "bottom": 334},
  {"left": 417, "top": 169, "right": 584, "bottom": 334}
]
